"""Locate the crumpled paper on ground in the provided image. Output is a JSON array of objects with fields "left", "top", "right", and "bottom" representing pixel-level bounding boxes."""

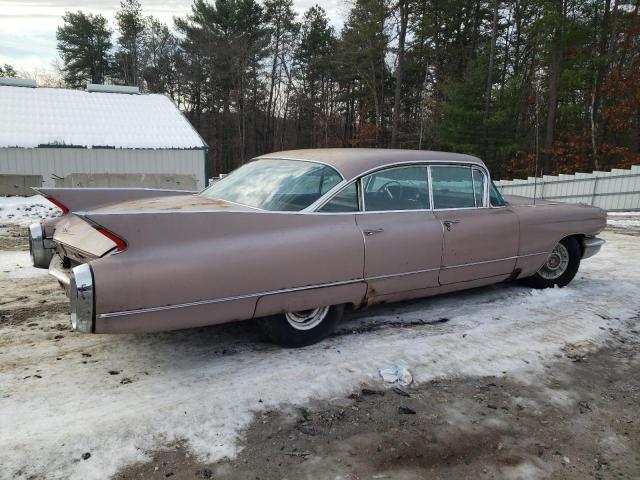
[{"left": 379, "top": 366, "right": 413, "bottom": 386}]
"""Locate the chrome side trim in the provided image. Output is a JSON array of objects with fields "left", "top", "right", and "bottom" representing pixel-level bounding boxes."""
[
  {"left": 365, "top": 267, "right": 440, "bottom": 281},
  {"left": 581, "top": 237, "right": 605, "bottom": 259},
  {"left": 97, "top": 277, "right": 364, "bottom": 319},
  {"left": 97, "top": 252, "right": 549, "bottom": 320},
  {"left": 441, "top": 252, "right": 548, "bottom": 270}
]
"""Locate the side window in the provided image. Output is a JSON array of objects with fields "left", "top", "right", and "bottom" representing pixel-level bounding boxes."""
[
  {"left": 319, "top": 168, "right": 343, "bottom": 194},
  {"left": 362, "top": 166, "right": 430, "bottom": 211},
  {"left": 431, "top": 166, "right": 476, "bottom": 209},
  {"left": 472, "top": 169, "right": 487, "bottom": 207},
  {"left": 490, "top": 181, "right": 506, "bottom": 207},
  {"left": 319, "top": 183, "right": 359, "bottom": 212}
]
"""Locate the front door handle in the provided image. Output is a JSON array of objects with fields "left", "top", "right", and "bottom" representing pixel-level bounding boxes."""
[
  {"left": 364, "top": 228, "right": 384, "bottom": 236},
  {"left": 442, "top": 219, "right": 460, "bottom": 231}
]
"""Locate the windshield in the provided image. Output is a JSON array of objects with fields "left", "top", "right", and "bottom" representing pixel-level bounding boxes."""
[{"left": 200, "top": 159, "right": 343, "bottom": 211}]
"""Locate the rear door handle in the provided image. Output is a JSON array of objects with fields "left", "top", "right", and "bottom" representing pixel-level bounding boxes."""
[
  {"left": 364, "top": 228, "right": 384, "bottom": 236},
  {"left": 442, "top": 220, "right": 460, "bottom": 231}
]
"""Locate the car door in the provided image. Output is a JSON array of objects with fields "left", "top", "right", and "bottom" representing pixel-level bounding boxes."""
[
  {"left": 353, "top": 165, "right": 443, "bottom": 297},
  {"left": 430, "top": 164, "right": 519, "bottom": 285}
]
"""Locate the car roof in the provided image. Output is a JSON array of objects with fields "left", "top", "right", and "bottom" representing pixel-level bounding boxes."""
[{"left": 256, "top": 148, "right": 486, "bottom": 181}]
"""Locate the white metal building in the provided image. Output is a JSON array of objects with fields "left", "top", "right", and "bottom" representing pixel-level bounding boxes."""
[{"left": 0, "top": 79, "right": 208, "bottom": 195}]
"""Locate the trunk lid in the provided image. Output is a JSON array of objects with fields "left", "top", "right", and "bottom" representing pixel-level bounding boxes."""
[{"left": 53, "top": 215, "right": 117, "bottom": 261}]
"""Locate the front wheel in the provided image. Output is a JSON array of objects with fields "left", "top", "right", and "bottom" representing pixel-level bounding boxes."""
[
  {"left": 257, "top": 304, "right": 344, "bottom": 348},
  {"left": 523, "top": 236, "right": 581, "bottom": 289}
]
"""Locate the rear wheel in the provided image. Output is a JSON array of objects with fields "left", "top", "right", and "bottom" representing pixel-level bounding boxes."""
[
  {"left": 523, "top": 236, "right": 581, "bottom": 289},
  {"left": 257, "top": 304, "right": 344, "bottom": 348}
]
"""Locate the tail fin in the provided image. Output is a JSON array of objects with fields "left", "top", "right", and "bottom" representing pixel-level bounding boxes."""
[{"left": 33, "top": 187, "right": 196, "bottom": 214}]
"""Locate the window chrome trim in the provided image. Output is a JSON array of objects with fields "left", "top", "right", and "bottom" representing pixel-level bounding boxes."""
[
  {"left": 97, "top": 252, "right": 549, "bottom": 320},
  {"left": 310, "top": 160, "right": 499, "bottom": 215}
]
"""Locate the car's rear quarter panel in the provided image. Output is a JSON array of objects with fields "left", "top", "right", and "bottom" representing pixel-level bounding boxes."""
[{"left": 89, "top": 211, "right": 365, "bottom": 333}]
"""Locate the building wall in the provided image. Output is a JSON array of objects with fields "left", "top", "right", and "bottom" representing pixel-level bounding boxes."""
[
  {"left": 0, "top": 147, "right": 206, "bottom": 191},
  {"left": 496, "top": 165, "right": 640, "bottom": 211},
  {"left": 0, "top": 174, "right": 42, "bottom": 196}
]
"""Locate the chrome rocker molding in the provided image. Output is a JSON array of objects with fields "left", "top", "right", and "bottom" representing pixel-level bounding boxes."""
[
  {"left": 581, "top": 236, "right": 605, "bottom": 259},
  {"left": 29, "top": 223, "right": 55, "bottom": 269},
  {"left": 70, "top": 263, "right": 95, "bottom": 333}
]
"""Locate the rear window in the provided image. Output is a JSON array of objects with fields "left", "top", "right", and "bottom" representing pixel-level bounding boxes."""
[{"left": 200, "top": 159, "right": 343, "bottom": 211}]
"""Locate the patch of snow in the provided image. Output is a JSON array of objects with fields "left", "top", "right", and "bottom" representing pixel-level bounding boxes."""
[
  {"left": 607, "top": 211, "right": 640, "bottom": 216},
  {"left": 0, "top": 231, "right": 638, "bottom": 480},
  {"left": 607, "top": 218, "right": 640, "bottom": 229},
  {"left": 0, "top": 195, "right": 61, "bottom": 226},
  {"left": 0, "top": 250, "right": 48, "bottom": 279}
]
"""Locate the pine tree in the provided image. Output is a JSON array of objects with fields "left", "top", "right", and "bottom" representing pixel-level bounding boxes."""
[
  {"left": 56, "top": 11, "right": 113, "bottom": 87},
  {"left": 114, "top": 0, "right": 147, "bottom": 86}
]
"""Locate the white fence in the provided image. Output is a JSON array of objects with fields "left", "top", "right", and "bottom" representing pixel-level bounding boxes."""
[{"left": 495, "top": 165, "right": 640, "bottom": 211}]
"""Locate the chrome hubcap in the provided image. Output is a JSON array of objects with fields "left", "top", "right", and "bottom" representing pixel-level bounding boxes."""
[
  {"left": 539, "top": 243, "right": 570, "bottom": 280},
  {"left": 285, "top": 306, "right": 329, "bottom": 331}
]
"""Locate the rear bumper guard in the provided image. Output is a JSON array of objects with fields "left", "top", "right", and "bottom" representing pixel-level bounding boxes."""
[
  {"left": 48, "top": 255, "right": 95, "bottom": 332},
  {"left": 48, "top": 254, "right": 71, "bottom": 295}
]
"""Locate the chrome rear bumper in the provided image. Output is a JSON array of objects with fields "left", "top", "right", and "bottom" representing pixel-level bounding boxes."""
[
  {"left": 581, "top": 236, "right": 605, "bottom": 259},
  {"left": 29, "top": 223, "right": 55, "bottom": 269}
]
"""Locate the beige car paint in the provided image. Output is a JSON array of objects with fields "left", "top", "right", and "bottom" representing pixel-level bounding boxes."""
[
  {"left": 32, "top": 149, "right": 607, "bottom": 334},
  {"left": 355, "top": 211, "right": 443, "bottom": 296},
  {"left": 434, "top": 207, "right": 520, "bottom": 284}
]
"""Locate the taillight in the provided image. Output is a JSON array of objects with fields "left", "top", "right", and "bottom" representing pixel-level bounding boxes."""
[
  {"left": 47, "top": 197, "right": 69, "bottom": 214},
  {"left": 96, "top": 228, "right": 127, "bottom": 252}
]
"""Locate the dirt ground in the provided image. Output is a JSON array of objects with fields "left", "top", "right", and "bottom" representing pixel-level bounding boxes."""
[
  {"left": 116, "top": 324, "right": 640, "bottom": 480},
  {"left": 2, "top": 215, "right": 639, "bottom": 480}
]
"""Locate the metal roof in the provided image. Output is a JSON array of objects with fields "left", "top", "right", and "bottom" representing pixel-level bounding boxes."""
[
  {"left": 258, "top": 148, "right": 485, "bottom": 180},
  {"left": 0, "top": 85, "right": 207, "bottom": 150}
]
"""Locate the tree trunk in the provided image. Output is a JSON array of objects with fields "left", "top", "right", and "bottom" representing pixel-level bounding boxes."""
[
  {"left": 483, "top": 0, "right": 500, "bottom": 137},
  {"left": 266, "top": 24, "right": 280, "bottom": 151},
  {"left": 391, "top": 0, "right": 409, "bottom": 148},
  {"left": 543, "top": 1, "right": 566, "bottom": 173}
]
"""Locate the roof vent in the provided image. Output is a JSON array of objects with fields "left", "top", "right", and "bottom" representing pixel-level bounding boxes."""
[
  {"left": 86, "top": 84, "right": 140, "bottom": 94},
  {"left": 0, "top": 77, "right": 36, "bottom": 88}
]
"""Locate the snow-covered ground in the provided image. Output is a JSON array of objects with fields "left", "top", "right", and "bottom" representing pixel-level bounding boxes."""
[
  {"left": 1, "top": 197, "right": 639, "bottom": 480},
  {"left": 0, "top": 250, "right": 48, "bottom": 279},
  {"left": 0, "top": 195, "right": 61, "bottom": 226}
]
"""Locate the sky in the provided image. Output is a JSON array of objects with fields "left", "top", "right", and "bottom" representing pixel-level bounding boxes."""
[{"left": 0, "top": 0, "right": 346, "bottom": 74}]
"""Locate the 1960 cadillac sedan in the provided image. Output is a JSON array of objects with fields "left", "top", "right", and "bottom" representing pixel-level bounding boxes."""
[{"left": 29, "top": 149, "right": 606, "bottom": 347}]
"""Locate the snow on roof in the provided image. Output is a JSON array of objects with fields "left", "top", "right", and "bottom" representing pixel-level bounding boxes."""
[{"left": 0, "top": 85, "right": 207, "bottom": 149}]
